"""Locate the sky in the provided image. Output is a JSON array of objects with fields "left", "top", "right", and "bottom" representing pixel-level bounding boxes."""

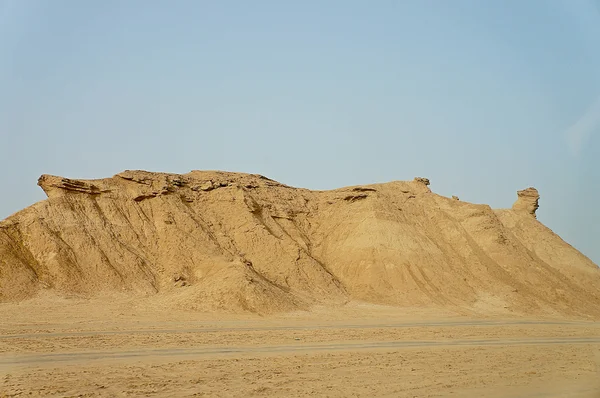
[{"left": 1, "top": 0, "right": 599, "bottom": 264}]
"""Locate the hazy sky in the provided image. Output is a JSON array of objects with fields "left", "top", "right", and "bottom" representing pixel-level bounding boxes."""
[{"left": 1, "top": 1, "right": 599, "bottom": 264}]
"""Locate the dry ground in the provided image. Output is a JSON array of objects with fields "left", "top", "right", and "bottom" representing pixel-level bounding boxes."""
[{"left": 1, "top": 294, "right": 599, "bottom": 397}]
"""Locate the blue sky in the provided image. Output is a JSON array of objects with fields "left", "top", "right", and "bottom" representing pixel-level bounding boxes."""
[{"left": 1, "top": 0, "right": 599, "bottom": 264}]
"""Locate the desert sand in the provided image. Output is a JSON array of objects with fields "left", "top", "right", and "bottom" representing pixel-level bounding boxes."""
[
  {"left": 1, "top": 170, "right": 600, "bottom": 396},
  {"left": 1, "top": 295, "right": 599, "bottom": 397}
]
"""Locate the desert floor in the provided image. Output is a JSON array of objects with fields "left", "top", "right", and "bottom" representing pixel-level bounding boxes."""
[{"left": 1, "top": 294, "right": 599, "bottom": 397}]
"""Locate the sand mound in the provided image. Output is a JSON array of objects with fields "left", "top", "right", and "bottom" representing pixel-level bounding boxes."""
[{"left": 1, "top": 170, "right": 599, "bottom": 317}]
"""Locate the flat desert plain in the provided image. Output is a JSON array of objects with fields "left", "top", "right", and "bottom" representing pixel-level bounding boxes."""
[{"left": 1, "top": 294, "right": 599, "bottom": 398}]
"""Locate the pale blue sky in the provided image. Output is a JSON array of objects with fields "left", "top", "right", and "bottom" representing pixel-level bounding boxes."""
[{"left": 1, "top": 1, "right": 599, "bottom": 264}]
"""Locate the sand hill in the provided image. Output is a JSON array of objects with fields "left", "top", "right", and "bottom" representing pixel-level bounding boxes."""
[{"left": 0, "top": 170, "right": 598, "bottom": 317}]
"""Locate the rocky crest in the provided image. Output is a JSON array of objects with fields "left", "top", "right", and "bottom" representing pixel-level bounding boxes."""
[
  {"left": 512, "top": 187, "right": 540, "bottom": 218},
  {"left": 414, "top": 177, "right": 430, "bottom": 186},
  {"left": 37, "top": 175, "right": 111, "bottom": 197}
]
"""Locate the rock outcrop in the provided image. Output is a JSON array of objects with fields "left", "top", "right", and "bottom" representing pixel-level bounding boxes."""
[
  {"left": 1, "top": 171, "right": 599, "bottom": 317},
  {"left": 37, "top": 175, "right": 111, "bottom": 197},
  {"left": 414, "top": 177, "right": 430, "bottom": 186},
  {"left": 512, "top": 187, "right": 540, "bottom": 218}
]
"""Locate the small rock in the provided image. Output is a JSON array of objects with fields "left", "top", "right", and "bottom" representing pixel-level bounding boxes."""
[{"left": 199, "top": 181, "right": 215, "bottom": 191}]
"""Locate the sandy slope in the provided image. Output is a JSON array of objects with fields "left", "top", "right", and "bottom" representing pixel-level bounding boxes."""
[{"left": 1, "top": 170, "right": 599, "bottom": 318}]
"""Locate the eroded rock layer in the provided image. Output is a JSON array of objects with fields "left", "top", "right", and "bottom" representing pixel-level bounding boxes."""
[{"left": 1, "top": 170, "right": 598, "bottom": 317}]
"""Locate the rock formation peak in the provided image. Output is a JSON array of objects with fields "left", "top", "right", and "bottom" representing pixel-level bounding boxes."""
[{"left": 512, "top": 187, "right": 540, "bottom": 218}]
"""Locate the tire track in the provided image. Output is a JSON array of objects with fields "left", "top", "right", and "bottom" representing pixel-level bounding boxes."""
[
  {"left": 1, "top": 319, "right": 595, "bottom": 340},
  {"left": 2, "top": 336, "right": 600, "bottom": 369}
]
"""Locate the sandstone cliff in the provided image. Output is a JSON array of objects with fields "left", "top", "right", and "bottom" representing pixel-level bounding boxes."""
[{"left": 1, "top": 170, "right": 598, "bottom": 317}]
